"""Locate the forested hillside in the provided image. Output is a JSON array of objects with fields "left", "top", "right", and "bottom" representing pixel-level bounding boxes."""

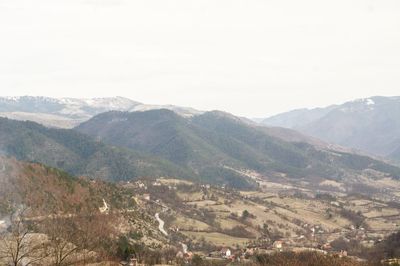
[
  {"left": 76, "top": 110, "right": 400, "bottom": 186},
  {"left": 0, "top": 117, "right": 190, "bottom": 182}
]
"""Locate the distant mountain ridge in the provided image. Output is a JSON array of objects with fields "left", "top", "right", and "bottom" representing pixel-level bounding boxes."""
[
  {"left": 0, "top": 96, "right": 203, "bottom": 128},
  {"left": 2, "top": 96, "right": 400, "bottom": 189},
  {"left": 260, "top": 105, "right": 338, "bottom": 129},
  {"left": 261, "top": 96, "right": 400, "bottom": 160},
  {"left": 0, "top": 96, "right": 140, "bottom": 118}
]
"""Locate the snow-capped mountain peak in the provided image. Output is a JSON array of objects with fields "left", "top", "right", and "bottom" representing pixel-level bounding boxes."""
[{"left": 0, "top": 96, "right": 204, "bottom": 128}]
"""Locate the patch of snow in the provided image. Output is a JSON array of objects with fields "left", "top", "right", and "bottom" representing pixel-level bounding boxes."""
[
  {"left": 3, "top": 96, "right": 21, "bottom": 101},
  {"left": 366, "top": 98, "right": 375, "bottom": 105},
  {"left": 82, "top": 97, "right": 138, "bottom": 110},
  {"left": 131, "top": 104, "right": 203, "bottom": 117},
  {"left": 58, "top": 107, "right": 88, "bottom": 116}
]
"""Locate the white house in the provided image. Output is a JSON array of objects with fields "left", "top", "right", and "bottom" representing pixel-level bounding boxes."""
[
  {"left": 221, "top": 248, "right": 231, "bottom": 258},
  {"left": 273, "top": 240, "right": 284, "bottom": 250}
]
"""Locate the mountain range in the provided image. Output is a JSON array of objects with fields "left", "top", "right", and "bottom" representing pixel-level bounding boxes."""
[
  {"left": 2, "top": 95, "right": 400, "bottom": 264},
  {"left": 0, "top": 96, "right": 202, "bottom": 128},
  {"left": 0, "top": 107, "right": 397, "bottom": 190},
  {"left": 1, "top": 95, "right": 400, "bottom": 189},
  {"left": 76, "top": 109, "right": 400, "bottom": 187},
  {"left": 261, "top": 96, "right": 400, "bottom": 161}
]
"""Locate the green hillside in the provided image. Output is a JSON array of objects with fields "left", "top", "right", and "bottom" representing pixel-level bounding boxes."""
[
  {"left": 76, "top": 110, "right": 400, "bottom": 186},
  {"left": 0, "top": 117, "right": 190, "bottom": 182}
]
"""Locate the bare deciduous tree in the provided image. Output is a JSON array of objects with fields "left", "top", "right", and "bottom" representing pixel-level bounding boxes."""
[
  {"left": 41, "top": 215, "right": 80, "bottom": 266},
  {"left": 40, "top": 208, "right": 117, "bottom": 266},
  {"left": 75, "top": 209, "right": 117, "bottom": 264},
  {"left": 0, "top": 210, "right": 47, "bottom": 266}
]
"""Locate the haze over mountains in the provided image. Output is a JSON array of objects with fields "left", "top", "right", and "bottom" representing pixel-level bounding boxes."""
[
  {"left": 0, "top": 117, "right": 192, "bottom": 182},
  {"left": 73, "top": 108, "right": 400, "bottom": 195},
  {"left": 2, "top": 0, "right": 400, "bottom": 262},
  {"left": 2, "top": 95, "right": 400, "bottom": 162},
  {"left": 3, "top": 95, "right": 400, "bottom": 264},
  {"left": 1, "top": 94, "right": 399, "bottom": 190},
  {"left": 0, "top": 96, "right": 202, "bottom": 128},
  {"left": 261, "top": 96, "right": 400, "bottom": 161},
  {"left": 3, "top": 95, "right": 400, "bottom": 161}
]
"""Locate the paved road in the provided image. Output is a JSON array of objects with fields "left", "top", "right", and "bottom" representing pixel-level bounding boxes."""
[{"left": 155, "top": 213, "right": 168, "bottom": 236}]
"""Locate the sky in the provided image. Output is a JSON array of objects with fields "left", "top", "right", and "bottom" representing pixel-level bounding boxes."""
[{"left": 0, "top": 0, "right": 400, "bottom": 117}]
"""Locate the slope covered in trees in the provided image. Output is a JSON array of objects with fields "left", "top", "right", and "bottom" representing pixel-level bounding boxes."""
[
  {"left": 0, "top": 117, "right": 190, "bottom": 182},
  {"left": 261, "top": 96, "right": 400, "bottom": 161},
  {"left": 76, "top": 109, "right": 400, "bottom": 187}
]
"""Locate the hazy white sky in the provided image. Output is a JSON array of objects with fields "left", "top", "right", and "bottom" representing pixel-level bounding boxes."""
[{"left": 1, "top": 0, "right": 400, "bottom": 117}]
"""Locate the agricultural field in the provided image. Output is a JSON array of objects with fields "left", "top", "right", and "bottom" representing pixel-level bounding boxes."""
[{"left": 138, "top": 176, "right": 400, "bottom": 254}]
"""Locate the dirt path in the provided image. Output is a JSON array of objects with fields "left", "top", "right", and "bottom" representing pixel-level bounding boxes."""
[{"left": 99, "top": 199, "right": 109, "bottom": 213}]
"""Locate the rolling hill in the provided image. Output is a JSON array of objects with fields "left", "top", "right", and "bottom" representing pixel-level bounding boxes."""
[
  {"left": 0, "top": 156, "right": 119, "bottom": 215},
  {"left": 0, "top": 156, "right": 176, "bottom": 265},
  {"left": 0, "top": 117, "right": 190, "bottom": 182}
]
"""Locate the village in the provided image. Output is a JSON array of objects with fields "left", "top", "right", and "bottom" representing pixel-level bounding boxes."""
[
  {"left": 116, "top": 176, "right": 400, "bottom": 265},
  {"left": 2, "top": 157, "right": 397, "bottom": 266}
]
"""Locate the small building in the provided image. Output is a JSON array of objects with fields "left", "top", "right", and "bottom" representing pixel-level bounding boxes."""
[
  {"left": 221, "top": 248, "right": 232, "bottom": 258},
  {"left": 331, "top": 201, "right": 341, "bottom": 207},
  {"left": 208, "top": 251, "right": 220, "bottom": 258},
  {"left": 134, "top": 181, "right": 147, "bottom": 189},
  {"left": 184, "top": 252, "right": 193, "bottom": 260},
  {"left": 170, "top": 226, "right": 180, "bottom": 232},
  {"left": 176, "top": 251, "right": 184, "bottom": 259},
  {"left": 273, "top": 240, "right": 284, "bottom": 250},
  {"left": 128, "top": 257, "right": 137, "bottom": 266},
  {"left": 142, "top": 194, "right": 151, "bottom": 201},
  {"left": 382, "top": 258, "right": 400, "bottom": 265},
  {"left": 245, "top": 248, "right": 255, "bottom": 256},
  {"left": 322, "top": 243, "right": 332, "bottom": 251},
  {"left": 120, "top": 255, "right": 137, "bottom": 266}
]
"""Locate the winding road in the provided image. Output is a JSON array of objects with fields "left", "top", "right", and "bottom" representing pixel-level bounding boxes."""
[{"left": 155, "top": 213, "right": 168, "bottom": 236}]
